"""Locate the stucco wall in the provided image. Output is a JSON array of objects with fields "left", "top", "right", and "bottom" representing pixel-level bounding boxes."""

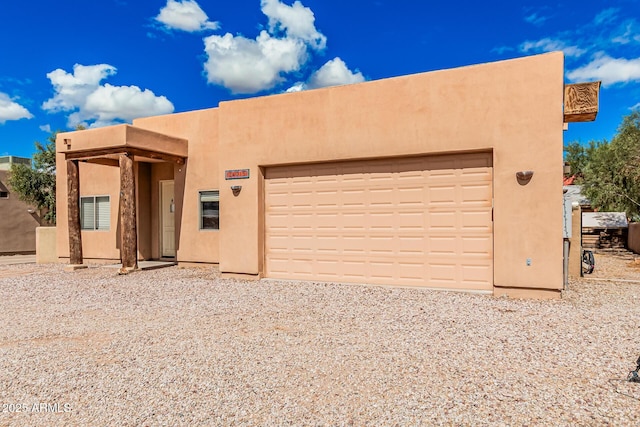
[
  {"left": 629, "top": 223, "right": 640, "bottom": 255},
  {"left": 217, "top": 52, "right": 565, "bottom": 294},
  {"left": 134, "top": 108, "right": 220, "bottom": 263},
  {"left": 56, "top": 108, "right": 220, "bottom": 264},
  {"left": 0, "top": 170, "right": 39, "bottom": 254}
]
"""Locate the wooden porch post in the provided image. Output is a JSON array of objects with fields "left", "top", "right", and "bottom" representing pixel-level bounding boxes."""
[
  {"left": 66, "top": 159, "right": 83, "bottom": 266},
  {"left": 119, "top": 152, "right": 138, "bottom": 273}
]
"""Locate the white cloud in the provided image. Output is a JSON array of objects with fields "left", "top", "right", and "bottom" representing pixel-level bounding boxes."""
[
  {"left": 204, "top": 31, "right": 307, "bottom": 94},
  {"left": 155, "top": 0, "right": 219, "bottom": 32},
  {"left": 286, "top": 57, "right": 365, "bottom": 92},
  {"left": 0, "top": 92, "right": 33, "bottom": 124},
  {"left": 520, "top": 38, "right": 586, "bottom": 58},
  {"left": 43, "top": 64, "right": 174, "bottom": 128},
  {"left": 39, "top": 124, "right": 51, "bottom": 133},
  {"left": 285, "top": 82, "right": 305, "bottom": 93},
  {"left": 202, "top": 0, "right": 329, "bottom": 94},
  {"left": 308, "top": 58, "right": 365, "bottom": 89},
  {"left": 504, "top": 6, "right": 640, "bottom": 72},
  {"left": 524, "top": 12, "right": 548, "bottom": 26},
  {"left": 261, "top": 0, "right": 326, "bottom": 50},
  {"left": 611, "top": 21, "right": 640, "bottom": 45},
  {"left": 43, "top": 64, "right": 116, "bottom": 112},
  {"left": 593, "top": 8, "right": 619, "bottom": 26},
  {"left": 567, "top": 54, "right": 640, "bottom": 87},
  {"left": 81, "top": 84, "right": 175, "bottom": 127},
  {"left": 630, "top": 102, "right": 640, "bottom": 111}
]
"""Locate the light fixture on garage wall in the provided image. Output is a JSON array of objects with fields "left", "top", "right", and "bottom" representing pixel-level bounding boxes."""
[
  {"left": 231, "top": 185, "right": 242, "bottom": 197},
  {"left": 516, "top": 170, "right": 534, "bottom": 185}
]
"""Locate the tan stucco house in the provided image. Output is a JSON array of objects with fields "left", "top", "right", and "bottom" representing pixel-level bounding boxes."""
[
  {"left": 55, "top": 52, "right": 599, "bottom": 299},
  {"left": 0, "top": 156, "right": 40, "bottom": 254}
]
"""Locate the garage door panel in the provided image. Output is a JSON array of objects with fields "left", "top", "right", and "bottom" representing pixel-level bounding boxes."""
[
  {"left": 428, "top": 236, "right": 457, "bottom": 255},
  {"left": 291, "top": 213, "right": 314, "bottom": 230},
  {"left": 461, "top": 264, "right": 493, "bottom": 289},
  {"left": 317, "top": 177, "right": 340, "bottom": 187},
  {"left": 265, "top": 212, "right": 289, "bottom": 229},
  {"left": 342, "top": 235, "right": 367, "bottom": 255},
  {"left": 315, "top": 263, "right": 340, "bottom": 280},
  {"left": 429, "top": 185, "right": 457, "bottom": 205},
  {"left": 369, "top": 235, "right": 395, "bottom": 253},
  {"left": 461, "top": 183, "right": 492, "bottom": 204},
  {"left": 398, "top": 262, "right": 426, "bottom": 282},
  {"left": 316, "top": 235, "right": 340, "bottom": 254},
  {"left": 429, "top": 263, "right": 457, "bottom": 282},
  {"left": 461, "top": 209, "right": 492, "bottom": 230},
  {"left": 265, "top": 153, "right": 493, "bottom": 290},
  {"left": 398, "top": 211, "right": 425, "bottom": 230},
  {"left": 398, "top": 187, "right": 426, "bottom": 206},
  {"left": 462, "top": 235, "right": 493, "bottom": 256},
  {"left": 428, "top": 211, "right": 458, "bottom": 230},
  {"left": 398, "top": 235, "right": 426, "bottom": 255},
  {"left": 370, "top": 261, "right": 395, "bottom": 280},
  {"left": 342, "top": 212, "right": 367, "bottom": 229}
]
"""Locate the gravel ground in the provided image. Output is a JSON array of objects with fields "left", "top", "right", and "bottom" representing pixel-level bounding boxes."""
[
  {"left": 587, "top": 251, "right": 640, "bottom": 281},
  {"left": 1, "top": 257, "right": 640, "bottom": 426}
]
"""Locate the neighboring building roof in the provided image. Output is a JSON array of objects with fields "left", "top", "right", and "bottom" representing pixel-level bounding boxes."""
[
  {"left": 563, "top": 175, "right": 576, "bottom": 185},
  {"left": 563, "top": 185, "right": 590, "bottom": 206},
  {"left": 0, "top": 156, "right": 31, "bottom": 171},
  {"left": 582, "top": 212, "right": 628, "bottom": 229}
]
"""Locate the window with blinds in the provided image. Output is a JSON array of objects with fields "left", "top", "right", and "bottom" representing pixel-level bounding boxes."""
[
  {"left": 80, "top": 196, "right": 110, "bottom": 230},
  {"left": 199, "top": 190, "right": 219, "bottom": 230}
]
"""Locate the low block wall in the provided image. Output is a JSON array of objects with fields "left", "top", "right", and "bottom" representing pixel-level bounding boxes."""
[
  {"left": 629, "top": 223, "right": 640, "bottom": 254},
  {"left": 36, "top": 227, "right": 58, "bottom": 263}
]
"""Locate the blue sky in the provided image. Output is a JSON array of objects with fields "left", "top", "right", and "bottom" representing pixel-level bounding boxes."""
[{"left": 1, "top": 0, "right": 639, "bottom": 159}]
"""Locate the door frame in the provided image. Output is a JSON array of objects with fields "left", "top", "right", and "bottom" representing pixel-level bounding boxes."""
[{"left": 159, "top": 180, "right": 176, "bottom": 259}]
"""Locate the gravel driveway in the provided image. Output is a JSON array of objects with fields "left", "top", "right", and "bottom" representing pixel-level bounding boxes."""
[{"left": 1, "top": 256, "right": 640, "bottom": 426}]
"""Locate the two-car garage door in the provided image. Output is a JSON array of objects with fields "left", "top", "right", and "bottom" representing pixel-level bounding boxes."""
[{"left": 264, "top": 152, "right": 493, "bottom": 291}]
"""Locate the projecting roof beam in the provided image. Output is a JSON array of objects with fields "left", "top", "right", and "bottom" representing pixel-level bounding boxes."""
[{"left": 564, "top": 81, "right": 601, "bottom": 123}]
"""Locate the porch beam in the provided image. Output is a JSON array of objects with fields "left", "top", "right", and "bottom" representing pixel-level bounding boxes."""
[
  {"left": 66, "top": 159, "right": 83, "bottom": 265},
  {"left": 82, "top": 158, "right": 120, "bottom": 167},
  {"left": 119, "top": 152, "right": 138, "bottom": 273},
  {"left": 66, "top": 147, "right": 185, "bottom": 164}
]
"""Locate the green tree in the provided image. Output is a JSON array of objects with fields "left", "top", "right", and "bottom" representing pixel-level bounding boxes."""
[
  {"left": 581, "top": 111, "right": 640, "bottom": 221},
  {"left": 8, "top": 132, "right": 58, "bottom": 224},
  {"left": 564, "top": 141, "right": 599, "bottom": 184},
  {"left": 563, "top": 140, "right": 589, "bottom": 181}
]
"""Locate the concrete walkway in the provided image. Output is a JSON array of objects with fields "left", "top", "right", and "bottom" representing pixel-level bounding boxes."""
[
  {"left": 0, "top": 254, "right": 36, "bottom": 265},
  {"left": 103, "top": 260, "right": 177, "bottom": 271}
]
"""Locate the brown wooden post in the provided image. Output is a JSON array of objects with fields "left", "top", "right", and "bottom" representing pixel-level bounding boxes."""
[
  {"left": 66, "top": 159, "right": 83, "bottom": 265},
  {"left": 119, "top": 152, "right": 138, "bottom": 272}
]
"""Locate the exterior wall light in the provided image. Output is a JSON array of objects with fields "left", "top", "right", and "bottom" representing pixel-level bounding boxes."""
[
  {"left": 231, "top": 185, "right": 242, "bottom": 196},
  {"left": 516, "top": 170, "right": 534, "bottom": 185}
]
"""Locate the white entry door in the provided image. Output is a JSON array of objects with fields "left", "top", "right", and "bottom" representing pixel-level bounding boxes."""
[{"left": 160, "top": 180, "right": 176, "bottom": 258}]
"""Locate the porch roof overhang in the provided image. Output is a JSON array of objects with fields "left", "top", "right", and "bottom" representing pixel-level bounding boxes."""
[{"left": 58, "top": 124, "right": 188, "bottom": 165}]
